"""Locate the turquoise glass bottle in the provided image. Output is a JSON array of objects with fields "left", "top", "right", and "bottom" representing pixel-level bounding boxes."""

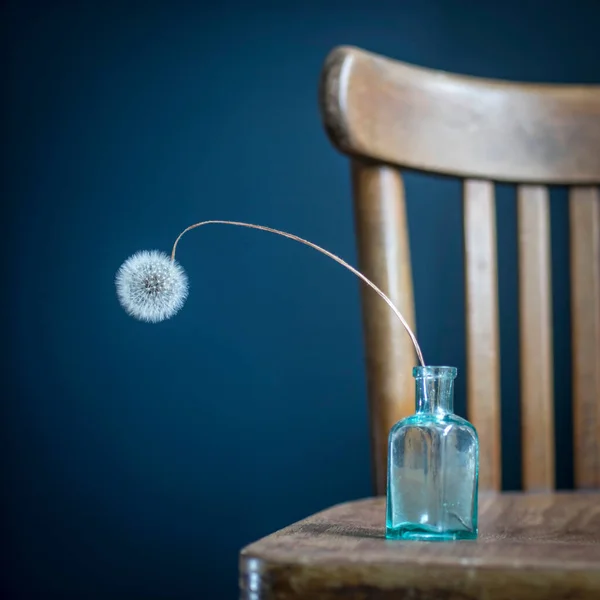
[{"left": 386, "top": 366, "right": 479, "bottom": 541}]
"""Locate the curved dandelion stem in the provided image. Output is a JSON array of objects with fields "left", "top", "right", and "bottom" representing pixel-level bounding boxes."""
[{"left": 171, "top": 220, "right": 425, "bottom": 367}]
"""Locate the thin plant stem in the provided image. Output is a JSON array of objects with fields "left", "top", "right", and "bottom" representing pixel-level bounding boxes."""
[{"left": 171, "top": 220, "right": 425, "bottom": 366}]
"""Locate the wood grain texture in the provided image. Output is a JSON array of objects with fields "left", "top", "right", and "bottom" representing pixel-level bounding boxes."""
[
  {"left": 464, "top": 180, "right": 502, "bottom": 492},
  {"left": 570, "top": 187, "right": 600, "bottom": 489},
  {"left": 240, "top": 493, "right": 600, "bottom": 600},
  {"left": 319, "top": 46, "right": 600, "bottom": 184},
  {"left": 517, "top": 186, "right": 555, "bottom": 491},
  {"left": 351, "top": 160, "right": 417, "bottom": 496}
]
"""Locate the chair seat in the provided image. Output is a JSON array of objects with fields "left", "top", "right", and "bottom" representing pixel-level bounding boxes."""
[{"left": 239, "top": 492, "right": 600, "bottom": 599}]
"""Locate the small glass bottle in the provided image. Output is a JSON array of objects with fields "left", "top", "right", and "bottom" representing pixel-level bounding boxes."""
[{"left": 386, "top": 366, "right": 479, "bottom": 541}]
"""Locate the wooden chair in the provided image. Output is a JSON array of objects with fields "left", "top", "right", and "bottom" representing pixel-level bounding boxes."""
[{"left": 239, "top": 46, "right": 600, "bottom": 599}]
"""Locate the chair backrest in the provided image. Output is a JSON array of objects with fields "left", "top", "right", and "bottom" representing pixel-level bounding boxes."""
[{"left": 318, "top": 45, "right": 600, "bottom": 495}]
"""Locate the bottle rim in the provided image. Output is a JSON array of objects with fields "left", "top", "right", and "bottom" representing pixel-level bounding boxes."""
[{"left": 413, "top": 366, "right": 457, "bottom": 379}]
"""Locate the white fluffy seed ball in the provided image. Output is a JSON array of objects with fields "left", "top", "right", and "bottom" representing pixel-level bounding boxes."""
[{"left": 115, "top": 250, "right": 189, "bottom": 323}]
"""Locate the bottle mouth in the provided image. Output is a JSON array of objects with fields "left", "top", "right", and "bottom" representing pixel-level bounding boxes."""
[{"left": 413, "top": 366, "right": 457, "bottom": 379}]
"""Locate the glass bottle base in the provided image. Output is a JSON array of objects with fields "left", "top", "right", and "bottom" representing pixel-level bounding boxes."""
[{"left": 386, "top": 524, "right": 477, "bottom": 541}]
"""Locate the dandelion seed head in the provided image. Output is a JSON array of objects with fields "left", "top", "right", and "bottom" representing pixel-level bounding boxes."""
[{"left": 115, "top": 250, "right": 188, "bottom": 323}]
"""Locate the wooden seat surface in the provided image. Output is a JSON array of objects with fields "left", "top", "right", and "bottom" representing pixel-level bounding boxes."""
[{"left": 240, "top": 492, "right": 600, "bottom": 600}]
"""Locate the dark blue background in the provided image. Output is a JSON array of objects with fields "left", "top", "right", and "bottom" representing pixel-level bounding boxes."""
[{"left": 4, "top": 1, "right": 599, "bottom": 598}]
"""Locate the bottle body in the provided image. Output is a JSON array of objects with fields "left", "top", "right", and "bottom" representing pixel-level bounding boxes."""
[{"left": 386, "top": 367, "right": 479, "bottom": 541}]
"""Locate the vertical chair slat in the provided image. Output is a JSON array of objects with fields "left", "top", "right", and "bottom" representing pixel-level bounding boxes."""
[
  {"left": 517, "top": 185, "right": 555, "bottom": 491},
  {"left": 569, "top": 186, "right": 600, "bottom": 489},
  {"left": 351, "top": 160, "right": 417, "bottom": 496},
  {"left": 464, "top": 179, "right": 502, "bottom": 491}
]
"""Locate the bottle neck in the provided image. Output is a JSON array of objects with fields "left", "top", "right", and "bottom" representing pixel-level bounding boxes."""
[{"left": 414, "top": 366, "right": 457, "bottom": 414}]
